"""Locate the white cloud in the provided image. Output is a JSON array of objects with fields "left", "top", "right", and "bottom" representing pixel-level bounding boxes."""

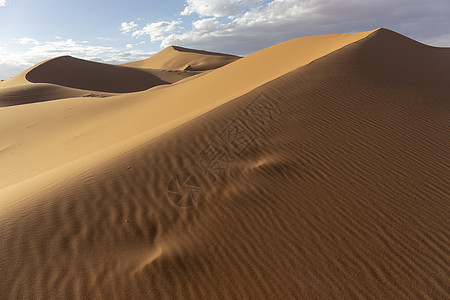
[
  {"left": 31, "top": 39, "right": 117, "bottom": 58},
  {"left": 192, "top": 17, "right": 221, "bottom": 32},
  {"left": 0, "top": 0, "right": 8, "bottom": 7},
  {"left": 95, "top": 37, "right": 117, "bottom": 41},
  {"left": 121, "top": 21, "right": 138, "bottom": 33},
  {"left": 153, "top": 0, "right": 450, "bottom": 54},
  {"left": 126, "top": 44, "right": 133, "bottom": 49},
  {"left": 1, "top": 39, "right": 115, "bottom": 65},
  {"left": 16, "top": 37, "right": 40, "bottom": 45},
  {"left": 103, "top": 50, "right": 157, "bottom": 63},
  {"left": 115, "top": 0, "right": 449, "bottom": 56},
  {"left": 181, "top": 0, "right": 263, "bottom": 17},
  {"left": 0, "top": 38, "right": 155, "bottom": 79},
  {"left": 161, "top": 0, "right": 319, "bottom": 50},
  {"left": 131, "top": 20, "right": 182, "bottom": 41}
]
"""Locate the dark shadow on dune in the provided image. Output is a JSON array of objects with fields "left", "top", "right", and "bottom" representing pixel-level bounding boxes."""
[
  {"left": 0, "top": 84, "right": 113, "bottom": 107},
  {"left": 26, "top": 56, "right": 170, "bottom": 93},
  {"left": 0, "top": 94, "right": 78, "bottom": 108},
  {"left": 0, "top": 94, "right": 99, "bottom": 108}
]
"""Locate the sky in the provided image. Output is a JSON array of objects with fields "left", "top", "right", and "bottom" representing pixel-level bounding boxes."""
[{"left": 0, "top": 0, "right": 449, "bottom": 79}]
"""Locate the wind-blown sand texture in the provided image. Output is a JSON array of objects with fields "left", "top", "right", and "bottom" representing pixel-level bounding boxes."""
[{"left": 0, "top": 28, "right": 449, "bottom": 299}]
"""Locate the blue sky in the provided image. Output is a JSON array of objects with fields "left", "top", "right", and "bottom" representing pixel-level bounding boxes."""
[{"left": 1, "top": 0, "right": 449, "bottom": 78}]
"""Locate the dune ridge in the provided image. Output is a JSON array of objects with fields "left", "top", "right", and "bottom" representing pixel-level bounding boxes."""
[{"left": 0, "top": 28, "right": 449, "bottom": 299}]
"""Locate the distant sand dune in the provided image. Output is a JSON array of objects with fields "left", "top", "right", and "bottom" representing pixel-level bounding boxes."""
[
  {"left": 0, "top": 29, "right": 449, "bottom": 299},
  {"left": 122, "top": 45, "right": 241, "bottom": 71},
  {"left": 25, "top": 56, "right": 170, "bottom": 92}
]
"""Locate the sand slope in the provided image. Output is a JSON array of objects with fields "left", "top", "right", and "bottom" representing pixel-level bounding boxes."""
[
  {"left": 0, "top": 29, "right": 449, "bottom": 299},
  {"left": 122, "top": 45, "right": 241, "bottom": 71}
]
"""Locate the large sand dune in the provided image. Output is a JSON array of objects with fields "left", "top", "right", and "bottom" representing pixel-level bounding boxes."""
[{"left": 0, "top": 28, "right": 449, "bottom": 299}]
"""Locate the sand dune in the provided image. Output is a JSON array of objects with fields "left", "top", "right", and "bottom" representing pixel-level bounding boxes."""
[
  {"left": 0, "top": 56, "right": 201, "bottom": 107},
  {"left": 122, "top": 45, "right": 241, "bottom": 71},
  {"left": 25, "top": 55, "right": 175, "bottom": 92},
  {"left": 0, "top": 28, "right": 449, "bottom": 299}
]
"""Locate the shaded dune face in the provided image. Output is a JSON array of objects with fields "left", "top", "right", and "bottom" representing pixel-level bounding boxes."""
[
  {"left": 25, "top": 56, "right": 169, "bottom": 93},
  {"left": 340, "top": 29, "right": 450, "bottom": 90}
]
